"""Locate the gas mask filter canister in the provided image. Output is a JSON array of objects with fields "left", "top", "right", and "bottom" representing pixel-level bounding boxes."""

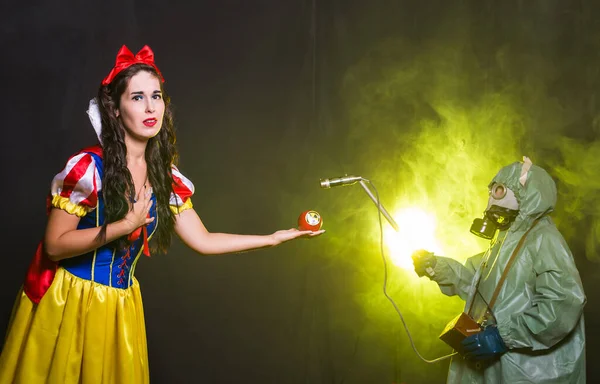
[{"left": 470, "top": 183, "right": 519, "bottom": 240}]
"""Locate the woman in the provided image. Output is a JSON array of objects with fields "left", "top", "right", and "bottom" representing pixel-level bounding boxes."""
[{"left": 0, "top": 45, "right": 323, "bottom": 383}]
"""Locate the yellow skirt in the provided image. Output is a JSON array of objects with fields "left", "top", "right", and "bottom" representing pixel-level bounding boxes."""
[{"left": 0, "top": 267, "right": 149, "bottom": 384}]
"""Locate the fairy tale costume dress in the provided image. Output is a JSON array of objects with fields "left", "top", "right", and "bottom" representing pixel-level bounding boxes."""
[{"left": 0, "top": 144, "right": 194, "bottom": 383}]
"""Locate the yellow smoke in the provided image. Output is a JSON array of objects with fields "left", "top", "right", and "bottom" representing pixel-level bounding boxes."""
[
  {"left": 335, "top": 36, "right": 535, "bottom": 361},
  {"left": 283, "top": 13, "right": 600, "bottom": 377}
]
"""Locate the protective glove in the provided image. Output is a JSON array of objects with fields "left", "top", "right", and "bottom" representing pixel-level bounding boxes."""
[
  {"left": 411, "top": 249, "right": 437, "bottom": 278},
  {"left": 461, "top": 325, "right": 507, "bottom": 360}
]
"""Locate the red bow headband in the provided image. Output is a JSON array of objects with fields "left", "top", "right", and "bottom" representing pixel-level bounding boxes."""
[{"left": 101, "top": 45, "right": 165, "bottom": 86}]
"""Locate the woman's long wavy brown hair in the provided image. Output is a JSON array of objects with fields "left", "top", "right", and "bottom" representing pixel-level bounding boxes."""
[{"left": 96, "top": 64, "right": 178, "bottom": 253}]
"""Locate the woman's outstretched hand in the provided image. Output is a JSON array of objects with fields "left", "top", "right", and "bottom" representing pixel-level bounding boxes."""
[{"left": 271, "top": 228, "right": 325, "bottom": 246}]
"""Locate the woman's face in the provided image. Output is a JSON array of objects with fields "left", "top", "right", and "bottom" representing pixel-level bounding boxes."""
[{"left": 117, "top": 70, "right": 165, "bottom": 141}]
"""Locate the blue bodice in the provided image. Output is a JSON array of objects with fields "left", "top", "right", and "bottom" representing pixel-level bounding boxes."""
[{"left": 59, "top": 192, "right": 158, "bottom": 289}]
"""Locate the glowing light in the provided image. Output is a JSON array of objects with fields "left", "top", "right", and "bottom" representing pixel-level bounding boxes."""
[{"left": 384, "top": 207, "right": 444, "bottom": 270}]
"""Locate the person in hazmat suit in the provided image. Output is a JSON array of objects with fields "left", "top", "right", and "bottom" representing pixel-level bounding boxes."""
[{"left": 412, "top": 157, "right": 586, "bottom": 383}]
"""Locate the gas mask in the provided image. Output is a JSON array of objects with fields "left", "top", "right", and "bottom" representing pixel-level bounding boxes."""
[{"left": 470, "top": 182, "right": 519, "bottom": 240}]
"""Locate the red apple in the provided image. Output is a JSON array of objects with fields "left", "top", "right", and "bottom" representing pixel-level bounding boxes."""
[{"left": 298, "top": 210, "right": 323, "bottom": 231}]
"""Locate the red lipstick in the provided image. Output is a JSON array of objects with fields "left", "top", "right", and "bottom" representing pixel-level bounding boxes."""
[{"left": 143, "top": 118, "right": 157, "bottom": 127}]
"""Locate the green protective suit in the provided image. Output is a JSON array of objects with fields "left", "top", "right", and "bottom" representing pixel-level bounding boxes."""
[{"left": 431, "top": 160, "right": 586, "bottom": 383}]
